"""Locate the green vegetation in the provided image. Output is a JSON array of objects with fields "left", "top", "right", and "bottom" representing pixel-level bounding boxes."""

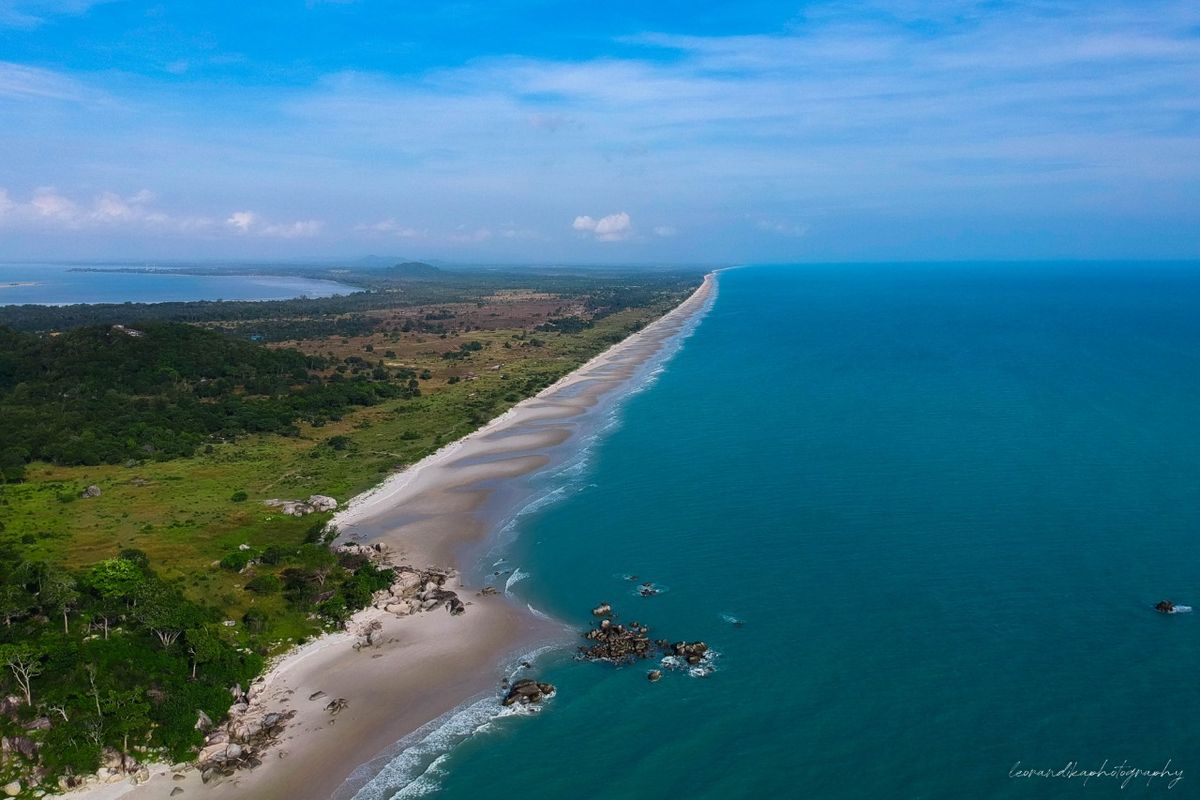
[
  {"left": 0, "top": 548, "right": 260, "bottom": 783},
  {"left": 0, "top": 323, "right": 413, "bottom": 471},
  {"left": 0, "top": 264, "right": 703, "bottom": 791},
  {"left": 0, "top": 536, "right": 397, "bottom": 788}
]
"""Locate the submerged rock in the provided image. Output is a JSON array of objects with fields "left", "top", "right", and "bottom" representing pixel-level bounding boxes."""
[{"left": 647, "top": 670, "right": 662, "bottom": 682}]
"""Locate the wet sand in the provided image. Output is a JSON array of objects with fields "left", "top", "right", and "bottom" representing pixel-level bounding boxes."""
[{"left": 79, "top": 272, "right": 715, "bottom": 800}]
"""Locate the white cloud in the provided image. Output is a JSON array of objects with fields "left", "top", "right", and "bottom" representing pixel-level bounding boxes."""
[
  {"left": 226, "top": 210, "right": 258, "bottom": 232},
  {"left": 653, "top": 225, "right": 677, "bottom": 237},
  {"left": 573, "top": 211, "right": 633, "bottom": 241},
  {"left": 0, "top": 187, "right": 213, "bottom": 233},
  {"left": 3, "top": 1, "right": 1200, "bottom": 259},
  {"left": 30, "top": 188, "right": 78, "bottom": 220},
  {"left": 227, "top": 210, "right": 321, "bottom": 238}
]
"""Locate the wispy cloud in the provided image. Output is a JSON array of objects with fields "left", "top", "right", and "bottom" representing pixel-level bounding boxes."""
[
  {"left": 1, "top": 0, "right": 1197, "bottom": 259},
  {"left": 356, "top": 219, "right": 425, "bottom": 238},
  {"left": 226, "top": 210, "right": 323, "bottom": 238},
  {"left": 0, "top": 0, "right": 112, "bottom": 29},
  {"left": 0, "top": 61, "right": 84, "bottom": 100}
]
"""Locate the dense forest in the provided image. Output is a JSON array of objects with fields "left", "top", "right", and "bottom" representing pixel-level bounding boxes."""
[
  {"left": 0, "top": 534, "right": 393, "bottom": 788},
  {"left": 0, "top": 324, "right": 414, "bottom": 478}
]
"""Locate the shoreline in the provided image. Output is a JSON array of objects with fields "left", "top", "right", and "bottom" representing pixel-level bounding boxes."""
[{"left": 85, "top": 271, "right": 716, "bottom": 800}]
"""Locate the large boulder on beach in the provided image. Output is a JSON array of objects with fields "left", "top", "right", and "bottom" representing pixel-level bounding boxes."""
[
  {"left": 307, "top": 494, "right": 338, "bottom": 512},
  {"left": 393, "top": 570, "right": 423, "bottom": 595}
]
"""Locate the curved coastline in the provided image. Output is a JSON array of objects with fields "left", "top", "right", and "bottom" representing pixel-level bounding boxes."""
[{"left": 94, "top": 271, "right": 716, "bottom": 800}]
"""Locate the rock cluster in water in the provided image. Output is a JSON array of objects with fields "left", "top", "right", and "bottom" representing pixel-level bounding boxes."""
[
  {"left": 502, "top": 679, "right": 556, "bottom": 707},
  {"left": 578, "top": 604, "right": 708, "bottom": 668}
]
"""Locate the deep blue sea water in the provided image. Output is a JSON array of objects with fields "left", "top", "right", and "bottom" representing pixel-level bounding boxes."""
[
  {"left": 0, "top": 263, "right": 354, "bottom": 305},
  {"left": 374, "top": 262, "right": 1200, "bottom": 799}
]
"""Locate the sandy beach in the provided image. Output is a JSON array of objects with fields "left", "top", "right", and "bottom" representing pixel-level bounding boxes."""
[{"left": 85, "top": 271, "right": 715, "bottom": 800}]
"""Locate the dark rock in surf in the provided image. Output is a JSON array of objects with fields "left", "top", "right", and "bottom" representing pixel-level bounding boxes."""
[{"left": 502, "top": 679, "right": 556, "bottom": 706}]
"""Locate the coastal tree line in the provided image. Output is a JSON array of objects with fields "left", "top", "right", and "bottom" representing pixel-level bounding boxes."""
[{"left": 0, "top": 531, "right": 394, "bottom": 789}]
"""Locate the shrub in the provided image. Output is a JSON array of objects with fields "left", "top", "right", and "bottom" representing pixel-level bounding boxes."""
[
  {"left": 244, "top": 574, "right": 281, "bottom": 594},
  {"left": 219, "top": 551, "right": 253, "bottom": 571},
  {"left": 260, "top": 545, "right": 289, "bottom": 565},
  {"left": 242, "top": 608, "right": 268, "bottom": 633},
  {"left": 230, "top": 490, "right": 248, "bottom": 503},
  {"left": 117, "top": 548, "right": 150, "bottom": 567}
]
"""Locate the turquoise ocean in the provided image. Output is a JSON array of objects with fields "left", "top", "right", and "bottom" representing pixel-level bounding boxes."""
[{"left": 351, "top": 262, "right": 1200, "bottom": 799}]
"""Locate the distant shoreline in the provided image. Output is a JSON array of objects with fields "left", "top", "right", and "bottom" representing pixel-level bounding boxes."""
[
  {"left": 89, "top": 272, "right": 716, "bottom": 800},
  {"left": 0, "top": 281, "right": 39, "bottom": 288}
]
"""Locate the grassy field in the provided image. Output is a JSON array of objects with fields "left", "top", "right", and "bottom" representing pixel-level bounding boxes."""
[{"left": 0, "top": 301, "right": 680, "bottom": 650}]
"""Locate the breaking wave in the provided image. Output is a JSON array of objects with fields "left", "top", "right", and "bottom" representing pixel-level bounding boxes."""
[
  {"left": 348, "top": 695, "right": 543, "bottom": 800},
  {"left": 504, "top": 568, "right": 530, "bottom": 594},
  {"left": 346, "top": 647, "right": 562, "bottom": 800},
  {"left": 660, "top": 648, "right": 720, "bottom": 678}
]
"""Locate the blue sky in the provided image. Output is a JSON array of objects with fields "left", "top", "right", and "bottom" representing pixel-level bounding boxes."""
[{"left": 0, "top": 0, "right": 1198, "bottom": 263}]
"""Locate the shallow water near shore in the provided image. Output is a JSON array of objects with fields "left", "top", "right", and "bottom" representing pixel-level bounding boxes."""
[{"left": 357, "top": 262, "right": 1200, "bottom": 799}]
